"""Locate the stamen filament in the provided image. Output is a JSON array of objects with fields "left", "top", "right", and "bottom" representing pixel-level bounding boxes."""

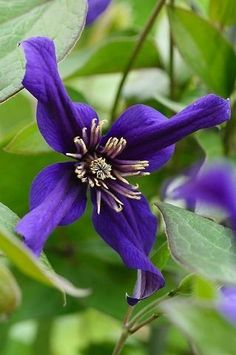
[
  {"left": 74, "top": 136, "right": 88, "bottom": 155},
  {"left": 96, "top": 190, "right": 102, "bottom": 214},
  {"left": 101, "top": 137, "right": 127, "bottom": 158},
  {"left": 66, "top": 153, "right": 82, "bottom": 159},
  {"left": 108, "top": 182, "right": 141, "bottom": 200},
  {"left": 101, "top": 193, "right": 123, "bottom": 212},
  {"left": 101, "top": 188, "right": 124, "bottom": 207}
]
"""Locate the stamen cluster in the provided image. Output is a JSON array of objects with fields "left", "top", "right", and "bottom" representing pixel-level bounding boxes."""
[{"left": 67, "top": 119, "right": 149, "bottom": 213}]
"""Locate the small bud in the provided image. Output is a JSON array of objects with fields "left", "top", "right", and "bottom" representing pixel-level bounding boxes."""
[{"left": 0, "top": 264, "right": 21, "bottom": 317}]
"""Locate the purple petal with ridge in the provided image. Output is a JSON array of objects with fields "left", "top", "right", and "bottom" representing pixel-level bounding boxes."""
[
  {"left": 16, "top": 162, "right": 87, "bottom": 256},
  {"left": 21, "top": 37, "right": 98, "bottom": 154},
  {"left": 103, "top": 95, "right": 230, "bottom": 172},
  {"left": 92, "top": 193, "right": 165, "bottom": 305}
]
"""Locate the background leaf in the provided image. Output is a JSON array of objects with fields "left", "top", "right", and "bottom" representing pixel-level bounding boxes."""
[
  {"left": 0, "top": 0, "right": 87, "bottom": 102},
  {"left": 0, "top": 263, "right": 21, "bottom": 316},
  {"left": 168, "top": 6, "right": 236, "bottom": 96},
  {"left": 209, "top": 0, "right": 236, "bottom": 26},
  {"left": 156, "top": 202, "right": 236, "bottom": 285},
  {"left": 160, "top": 297, "right": 236, "bottom": 355},
  {"left": 0, "top": 202, "right": 89, "bottom": 298},
  {"left": 4, "top": 123, "right": 51, "bottom": 155},
  {"left": 195, "top": 128, "right": 224, "bottom": 161},
  {"left": 60, "top": 37, "right": 161, "bottom": 79},
  {"left": 0, "top": 93, "right": 33, "bottom": 146}
]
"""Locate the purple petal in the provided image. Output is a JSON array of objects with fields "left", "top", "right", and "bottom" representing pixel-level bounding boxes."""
[
  {"left": 86, "top": 0, "right": 112, "bottom": 26},
  {"left": 103, "top": 95, "right": 230, "bottom": 172},
  {"left": 126, "top": 269, "right": 163, "bottom": 306},
  {"left": 92, "top": 194, "right": 165, "bottom": 305},
  {"left": 174, "top": 162, "right": 236, "bottom": 231},
  {"left": 218, "top": 287, "right": 236, "bottom": 325},
  {"left": 21, "top": 37, "right": 98, "bottom": 153},
  {"left": 102, "top": 104, "right": 175, "bottom": 172},
  {"left": 16, "top": 163, "right": 87, "bottom": 256}
]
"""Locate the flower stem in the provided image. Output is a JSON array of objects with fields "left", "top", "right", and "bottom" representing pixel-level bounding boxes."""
[
  {"left": 129, "top": 313, "right": 160, "bottom": 334},
  {"left": 169, "top": 0, "right": 175, "bottom": 100},
  {"left": 112, "top": 305, "right": 133, "bottom": 355},
  {"left": 128, "top": 288, "right": 178, "bottom": 328},
  {"left": 112, "top": 289, "right": 178, "bottom": 355},
  {"left": 110, "top": 0, "right": 167, "bottom": 121}
]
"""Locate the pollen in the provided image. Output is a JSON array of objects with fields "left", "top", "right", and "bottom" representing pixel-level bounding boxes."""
[{"left": 90, "top": 157, "right": 113, "bottom": 180}]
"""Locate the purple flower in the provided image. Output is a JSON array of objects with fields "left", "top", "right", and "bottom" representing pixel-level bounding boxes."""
[
  {"left": 174, "top": 162, "right": 236, "bottom": 231},
  {"left": 218, "top": 287, "right": 236, "bottom": 325},
  {"left": 173, "top": 163, "right": 236, "bottom": 324},
  {"left": 16, "top": 37, "right": 230, "bottom": 305},
  {"left": 86, "top": 0, "right": 112, "bottom": 26}
]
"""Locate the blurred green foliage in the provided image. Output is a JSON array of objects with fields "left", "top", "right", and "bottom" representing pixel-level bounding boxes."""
[{"left": 0, "top": 0, "right": 236, "bottom": 354}]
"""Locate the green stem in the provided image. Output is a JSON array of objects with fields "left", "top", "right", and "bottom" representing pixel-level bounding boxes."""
[
  {"left": 110, "top": 0, "right": 167, "bottom": 121},
  {"left": 112, "top": 329, "right": 129, "bottom": 355},
  {"left": 129, "top": 313, "right": 160, "bottom": 334},
  {"left": 112, "top": 288, "right": 179, "bottom": 354},
  {"left": 169, "top": 0, "right": 175, "bottom": 100},
  {"left": 128, "top": 289, "right": 178, "bottom": 328},
  {"left": 34, "top": 319, "right": 53, "bottom": 355},
  {"left": 112, "top": 305, "right": 133, "bottom": 355}
]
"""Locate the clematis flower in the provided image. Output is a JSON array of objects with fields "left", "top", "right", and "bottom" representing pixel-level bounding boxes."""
[
  {"left": 86, "top": 0, "right": 112, "bottom": 26},
  {"left": 16, "top": 37, "right": 231, "bottom": 305},
  {"left": 218, "top": 286, "right": 236, "bottom": 326},
  {"left": 173, "top": 162, "right": 236, "bottom": 231}
]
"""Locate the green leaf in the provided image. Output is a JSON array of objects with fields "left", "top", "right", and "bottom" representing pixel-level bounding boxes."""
[
  {"left": 195, "top": 128, "right": 224, "bottom": 161},
  {"left": 151, "top": 241, "right": 170, "bottom": 270},
  {"left": 0, "top": 150, "right": 60, "bottom": 215},
  {"left": 167, "top": 6, "right": 236, "bottom": 96},
  {"left": 4, "top": 86, "right": 87, "bottom": 155},
  {"left": 0, "top": 0, "right": 87, "bottom": 102},
  {"left": 178, "top": 274, "right": 218, "bottom": 300},
  {"left": 60, "top": 37, "right": 161, "bottom": 79},
  {"left": 160, "top": 298, "right": 236, "bottom": 355},
  {"left": 209, "top": 0, "right": 236, "bottom": 26},
  {"left": 4, "top": 122, "right": 51, "bottom": 155},
  {"left": 0, "top": 93, "right": 33, "bottom": 146},
  {"left": 156, "top": 202, "right": 236, "bottom": 284},
  {"left": 0, "top": 263, "right": 21, "bottom": 316},
  {"left": 0, "top": 202, "right": 89, "bottom": 298}
]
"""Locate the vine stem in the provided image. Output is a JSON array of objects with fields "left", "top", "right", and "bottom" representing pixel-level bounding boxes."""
[
  {"left": 112, "top": 289, "right": 178, "bottom": 355},
  {"left": 129, "top": 313, "right": 159, "bottom": 334},
  {"left": 110, "top": 0, "right": 167, "bottom": 121},
  {"left": 169, "top": 0, "right": 175, "bottom": 100},
  {"left": 112, "top": 305, "right": 133, "bottom": 355},
  {"left": 128, "top": 289, "right": 178, "bottom": 328}
]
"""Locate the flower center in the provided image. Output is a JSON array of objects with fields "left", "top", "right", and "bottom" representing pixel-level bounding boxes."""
[
  {"left": 90, "top": 157, "right": 112, "bottom": 180},
  {"left": 74, "top": 154, "right": 115, "bottom": 189},
  {"left": 66, "top": 118, "right": 150, "bottom": 214}
]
